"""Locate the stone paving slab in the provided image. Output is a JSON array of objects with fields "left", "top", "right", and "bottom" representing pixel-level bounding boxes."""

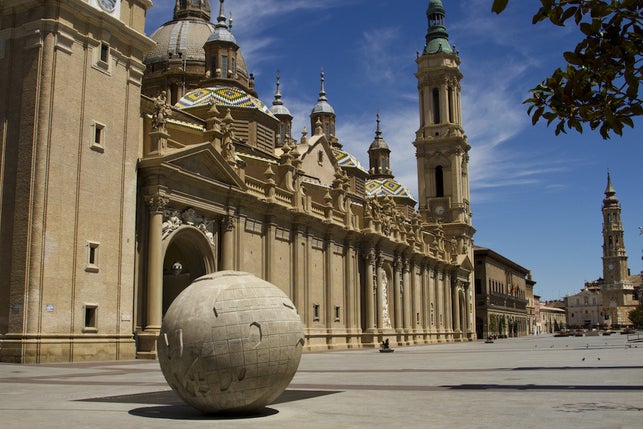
[{"left": 0, "top": 334, "right": 642, "bottom": 429}]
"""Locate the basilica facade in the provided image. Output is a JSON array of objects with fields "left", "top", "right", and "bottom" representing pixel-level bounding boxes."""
[{"left": 0, "top": 0, "right": 476, "bottom": 363}]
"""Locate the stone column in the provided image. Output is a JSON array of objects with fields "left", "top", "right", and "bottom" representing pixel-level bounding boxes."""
[
  {"left": 436, "top": 268, "right": 443, "bottom": 332},
  {"left": 364, "top": 250, "right": 376, "bottom": 331},
  {"left": 145, "top": 193, "right": 168, "bottom": 331},
  {"left": 453, "top": 283, "right": 461, "bottom": 332},
  {"left": 221, "top": 215, "right": 235, "bottom": 271},
  {"left": 292, "top": 225, "right": 306, "bottom": 320},
  {"left": 464, "top": 283, "right": 471, "bottom": 335},
  {"left": 411, "top": 262, "right": 419, "bottom": 333},
  {"left": 344, "top": 240, "right": 355, "bottom": 331},
  {"left": 324, "top": 237, "right": 333, "bottom": 330},
  {"left": 264, "top": 217, "right": 274, "bottom": 282},
  {"left": 403, "top": 259, "right": 412, "bottom": 332},
  {"left": 427, "top": 264, "right": 435, "bottom": 331},
  {"left": 444, "top": 271, "right": 451, "bottom": 332},
  {"left": 393, "top": 258, "right": 402, "bottom": 331}
]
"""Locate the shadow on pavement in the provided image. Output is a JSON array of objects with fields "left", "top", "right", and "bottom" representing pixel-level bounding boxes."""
[{"left": 81, "top": 389, "right": 341, "bottom": 420}]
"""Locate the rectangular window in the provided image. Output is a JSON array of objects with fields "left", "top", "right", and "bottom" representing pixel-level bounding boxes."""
[
  {"left": 83, "top": 304, "right": 98, "bottom": 333},
  {"left": 313, "top": 304, "right": 320, "bottom": 322},
  {"left": 100, "top": 43, "right": 109, "bottom": 63},
  {"left": 231, "top": 57, "right": 236, "bottom": 75},
  {"left": 432, "top": 88, "right": 441, "bottom": 124},
  {"left": 334, "top": 306, "right": 341, "bottom": 322},
  {"left": 85, "top": 241, "right": 100, "bottom": 272},
  {"left": 221, "top": 55, "right": 228, "bottom": 78},
  {"left": 91, "top": 121, "right": 105, "bottom": 152}
]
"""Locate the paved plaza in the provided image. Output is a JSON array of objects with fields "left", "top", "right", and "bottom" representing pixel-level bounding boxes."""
[{"left": 1, "top": 334, "right": 642, "bottom": 429}]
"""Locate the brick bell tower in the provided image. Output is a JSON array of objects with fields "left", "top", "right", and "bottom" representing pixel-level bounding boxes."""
[
  {"left": 0, "top": 0, "right": 154, "bottom": 362},
  {"left": 414, "top": 0, "right": 474, "bottom": 252}
]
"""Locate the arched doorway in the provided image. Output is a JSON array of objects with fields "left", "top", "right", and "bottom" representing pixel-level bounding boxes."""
[
  {"left": 476, "top": 317, "right": 484, "bottom": 339},
  {"left": 162, "top": 226, "right": 216, "bottom": 314}
]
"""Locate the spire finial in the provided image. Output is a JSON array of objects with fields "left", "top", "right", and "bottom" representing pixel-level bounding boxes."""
[
  {"left": 319, "top": 69, "right": 327, "bottom": 99},
  {"left": 217, "top": 0, "right": 227, "bottom": 25},
  {"left": 376, "top": 112, "right": 382, "bottom": 138},
  {"left": 273, "top": 71, "right": 284, "bottom": 106},
  {"left": 605, "top": 170, "right": 616, "bottom": 196}
]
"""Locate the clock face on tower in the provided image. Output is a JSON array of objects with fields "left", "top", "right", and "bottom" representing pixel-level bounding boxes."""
[
  {"left": 98, "top": 0, "right": 117, "bottom": 12},
  {"left": 607, "top": 263, "right": 615, "bottom": 271},
  {"left": 92, "top": 0, "right": 120, "bottom": 15}
]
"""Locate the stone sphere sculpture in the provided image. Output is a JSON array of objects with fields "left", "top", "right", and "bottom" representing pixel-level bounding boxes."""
[{"left": 157, "top": 271, "right": 305, "bottom": 414}]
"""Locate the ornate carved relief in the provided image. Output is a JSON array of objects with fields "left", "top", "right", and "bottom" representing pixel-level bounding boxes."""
[
  {"left": 379, "top": 268, "right": 393, "bottom": 329},
  {"left": 145, "top": 193, "right": 169, "bottom": 213},
  {"left": 152, "top": 91, "right": 172, "bottom": 131},
  {"left": 161, "top": 207, "right": 216, "bottom": 247}
]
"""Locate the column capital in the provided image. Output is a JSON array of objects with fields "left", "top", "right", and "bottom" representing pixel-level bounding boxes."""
[
  {"left": 223, "top": 214, "right": 236, "bottom": 232},
  {"left": 145, "top": 192, "right": 169, "bottom": 213}
]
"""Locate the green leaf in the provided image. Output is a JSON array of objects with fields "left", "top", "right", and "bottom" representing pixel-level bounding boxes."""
[
  {"left": 561, "top": 6, "right": 578, "bottom": 23},
  {"left": 563, "top": 51, "right": 584, "bottom": 65},
  {"left": 492, "top": 0, "right": 510, "bottom": 14}
]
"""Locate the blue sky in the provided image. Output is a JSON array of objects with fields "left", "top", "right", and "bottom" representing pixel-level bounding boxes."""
[{"left": 145, "top": 0, "right": 643, "bottom": 301}]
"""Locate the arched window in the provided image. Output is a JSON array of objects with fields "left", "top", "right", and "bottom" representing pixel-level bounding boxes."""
[{"left": 435, "top": 166, "right": 444, "bottom": 197}]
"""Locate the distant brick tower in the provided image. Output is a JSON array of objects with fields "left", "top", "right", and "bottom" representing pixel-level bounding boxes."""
[
  {"left": 600, "top": 173, "right": 637, "bottom": 327},
  {"left": 414, "top": 0, "right": 476, "bottom": 338}
]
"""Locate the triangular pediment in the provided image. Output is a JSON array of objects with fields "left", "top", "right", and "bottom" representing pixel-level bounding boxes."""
[
  {"left": 140, "top": 142, "right": 246, "bottom": 190},
  {"left": 456, "top": 253, "right": 474, "bottom": 273}
]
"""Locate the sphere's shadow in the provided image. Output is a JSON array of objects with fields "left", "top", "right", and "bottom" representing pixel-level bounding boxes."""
[
  {"left": 126, "top": 388, "right": 340, "bottom": 420},
  {"left": 129, "top": 404, "right": 278, "bottom": 420}
]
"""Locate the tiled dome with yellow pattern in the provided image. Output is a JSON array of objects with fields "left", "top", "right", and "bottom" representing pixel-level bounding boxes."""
[
  {"left": 175, "top": 87, "right": 276, "bottom": 119},
  {"left": 366, "top": 178, "right": 416, "bottom": 201},
  {"left": 333, "top": 148, "right": 366, "bottom": 172}
]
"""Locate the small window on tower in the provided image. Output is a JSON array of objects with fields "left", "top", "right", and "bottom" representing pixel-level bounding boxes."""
[
  {"left": 85, "top": 241, "right": 100, "bottom": 272},
  {"left": 93, "top": 42, "right": 111, "bottom": 74},
  {"left": 83, "top": 304, "right": 98, "bottom": 333},
  {"left": 100, "top": 43, "right": 109, "bottom": 63},
  {"left": 91, "top": 121, "right": 106, "bottom": 152}
]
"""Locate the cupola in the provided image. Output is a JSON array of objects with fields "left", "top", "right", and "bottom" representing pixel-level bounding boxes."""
[
  {"left": 202, "top": 0, "right": 255, "bottom": 96},
  {"left": 269, "top": 73, "right": 294, "bottom": 147},
  {"left": 310, "top": 71, "right": 339, "bottom": 148},
  {"left": 423, "top": 0, "right": 454, "bottom": 55},
  {"left": 368, "top": 114, "right": 393, "bottom": 178}
]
